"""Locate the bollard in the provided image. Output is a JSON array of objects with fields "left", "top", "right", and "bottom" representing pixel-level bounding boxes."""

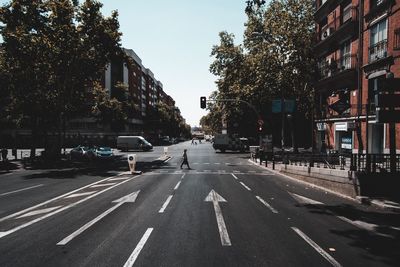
[
  {"left": 128, "top": 154, "right": 141, "bottom": 174},
  {"left": 272, "top": 157, "right": 275, "bottom": 170}
]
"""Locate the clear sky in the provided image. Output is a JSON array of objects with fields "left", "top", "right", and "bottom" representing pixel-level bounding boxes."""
[
  {"left": 100, "top": 0, "right": 248, "bottom": 126},
  {"left": 0, "top": 0, "right": 249, "bottom": 126}
]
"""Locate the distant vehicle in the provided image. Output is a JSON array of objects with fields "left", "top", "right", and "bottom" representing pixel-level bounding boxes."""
[
  {"left": 212, "top": 134, "right": 249, "bottom": 153},
  {"left": 192, "top": 131, "right": 205, "bottom": 140},
  {"left": 160, "top": 136, "right": 172, "bottom": 145},
  {"left": 69, "top": 145, "right": 95, "bottom": 161},
  {"left": 117, "top": 136, "right": 153, "bottom": 151},
  {"left": 93, "top": 146, "right": 114, "bottom": 160},
  {"left": 205, "top": 135, "right": 213, "bottom": 142}
]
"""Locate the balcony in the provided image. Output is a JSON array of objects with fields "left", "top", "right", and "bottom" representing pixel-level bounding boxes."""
[
  {"left": 365, "top": 0, "right": 394, "bottom": 22},
  {"left": 314, "top": 7, "right": 358, "bottom": 56},
  {"left": 314, "top": 0, "right": 346, "bottom": 23},
  {"left": 369, "top": 39, "right": 388, "bottom": 63},
  {"left": 315, "top": 54, "right": 358, "bottom": 92}
]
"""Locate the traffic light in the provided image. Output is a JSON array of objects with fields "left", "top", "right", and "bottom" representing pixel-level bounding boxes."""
[
  {"left": 258, "top": 125, "right": 263, "bottom": 132},
  {"left": 200, "top": 96, "right": 207, "bottom": 109}
]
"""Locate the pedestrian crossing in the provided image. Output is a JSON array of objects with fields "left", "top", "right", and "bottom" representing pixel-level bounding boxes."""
[{"left": 177, "top": 162, "right": 253, "bottom": 166}]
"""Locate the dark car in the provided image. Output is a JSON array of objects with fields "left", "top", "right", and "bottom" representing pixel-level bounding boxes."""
[
  {"left": 93, "top": 146, "right": 114, "bottom": 160},
  {"left": 69, "top": 146, "right": 95, "bottom": 161}
]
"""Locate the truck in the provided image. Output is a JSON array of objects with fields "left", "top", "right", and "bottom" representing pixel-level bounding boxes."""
[
  {"left": 212, "top": 134, "right": 249, "bottom": 153},
  {"left": 116, "top": 136, "right": 153, "bottom": 152}
]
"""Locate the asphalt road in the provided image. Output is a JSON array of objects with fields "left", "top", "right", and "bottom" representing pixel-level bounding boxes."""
[{"left": 0, "top": 141, "right": 399, "bottom": 267}]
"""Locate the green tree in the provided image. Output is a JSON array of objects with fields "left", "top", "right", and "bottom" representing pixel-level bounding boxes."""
[{"left": 0, "top": 0, "right": 124, "bottom": 157}]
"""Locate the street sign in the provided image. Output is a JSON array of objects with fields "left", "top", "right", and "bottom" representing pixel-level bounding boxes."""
[
  {"left": 328, "top": 99, "right": 350, "bottom": 114},
  {"left": 272, "top": 99, "right": 296, "bottom": 113}
]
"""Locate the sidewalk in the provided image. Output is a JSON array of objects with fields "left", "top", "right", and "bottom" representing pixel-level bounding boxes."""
[{"left": 249, "top": 158, "right": 400, "bottom": 212}]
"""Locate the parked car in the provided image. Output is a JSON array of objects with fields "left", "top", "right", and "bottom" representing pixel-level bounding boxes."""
[
  {"left": 93, "top": 146, "right": 114, "bottom": 160},
  {"left": 69, "top": 146, "right": 95, "bottom": 161}
]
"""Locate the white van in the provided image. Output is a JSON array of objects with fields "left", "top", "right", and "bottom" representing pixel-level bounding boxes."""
[{"left": 117, "top": 136, "right": 153, "bottom": 151}]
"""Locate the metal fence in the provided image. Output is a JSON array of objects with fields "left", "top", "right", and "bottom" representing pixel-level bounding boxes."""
[{"left": 283, "top": 153, "right": 400, "bottom": 173}]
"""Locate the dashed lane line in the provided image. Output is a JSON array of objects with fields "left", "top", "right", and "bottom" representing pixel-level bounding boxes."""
[
  {"left": 256, "top": 196, "right": 278, "bottom": 214},
  {"left": 174, "top": 181, "right": 181, "bottom": 190},
  {"left": 123, "top": 228, "right": 154, "bottom": 267},
  {"left": 239, "top": 182, "right": 252, "bottom": 191},
  {"left": 231, "top": 174, "right": 238, "bottom": 180},
  {"left": 159, "top": 195, "right": 173, "bottom": 213},
  {"left": 291, "top": 227, "right": 342, "bottom": 267}
]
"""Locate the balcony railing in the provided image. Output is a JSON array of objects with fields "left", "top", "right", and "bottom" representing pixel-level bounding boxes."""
[
  {"left": 368, "top": 39, "right": 388, "bottom": 63},
  {"left": 318, "top": 54, "right": 357, "bottom": 80},
  {"left": 316, "top": 7, "right": 358, "bottom": 43},
  {"left": 315, "top": 103, "right": 376, "bottom": 120}
]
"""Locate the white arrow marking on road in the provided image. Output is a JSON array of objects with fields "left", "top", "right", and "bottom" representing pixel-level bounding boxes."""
[
  {"left": 64, "top": 191, "right": 97, "bottom": 199},
  {"left": 17, "top": 206, "right": 62, "bottom": 219},
  {"left": 289, "top": 192, "right": 324, "bottom": 205},
  {"left": 57, "top": 191, "right": 140, "bottom": 245},
  {"left": 205, "top": 190, "right": 231, "bottom": 246}
]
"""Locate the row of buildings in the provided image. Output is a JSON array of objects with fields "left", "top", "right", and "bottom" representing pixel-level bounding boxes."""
[
  {"left": 314, "top": 0, "right": 400, "bottom": 154},
  {"left": 1, "top": 48, "right": 183, "bottom": 148}
]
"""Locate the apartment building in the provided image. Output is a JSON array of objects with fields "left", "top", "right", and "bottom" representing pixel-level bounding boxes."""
[{"left": 314, "top": 0, "right": 400, "bottom": 154}]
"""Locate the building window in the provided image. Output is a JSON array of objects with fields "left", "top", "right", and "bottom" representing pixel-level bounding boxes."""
[
  {"left": 339, "top": 40, "right": 351, "bottom": 70},
  {"left": 369, "top": 19, "right": 388, "bottom": 62},
  {"left": 395, "top": 28, "right": 400, "bottom": 50},
  {"left": 342, "top": 3, "right": 352, "bottom": 23}
]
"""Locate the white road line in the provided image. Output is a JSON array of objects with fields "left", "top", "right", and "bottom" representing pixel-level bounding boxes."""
[
  {"left": 256, "top": 196, "right": 278, "bottom": 214},
  {"left": 17, "top": 206, "right": 62, "bottom": 219},
  {"left": 0, "top": 173, "right": 126, "bottom": 223},
  {"left": 291, "top": 227, "right": 342, "bottom": 267},
  {"left": 164, "top": 157, "right": 172, "bottom": 163},
  {"left": 123, "top": 228, "right": 153, "bottom": 267},
  {"left": 108, "top": 177, "right": 130, "bottom": 181},
  {"left": 181, "top": 174, "right": 186, "bottom": 179},
  {"left": 204, "top": 163, "right": 210, "bottom": 165},
  {"left": 174, "top": 181, "right": 181, "bottom": 190},
  {"left": 248, "top": 171, "right": 256, "bottom": 173},
  {"left": 205, "top": 190, "right": 231, "bottom": 246},
  {"left": 159, "top": 195, "right": 173, "bottom": 213},
  {"left": 231, "top": 174, "right": 238, "bottom": 179},
  {"left": 203, "top": 170, "right": 211, "bottom": 172},
  {"left": 0, "top": 175, "right": 141, "bottom": 239},
  {"left": 215, "top": 163, "right": 221, "bottom": 165},
  {"left": 233, "top": 170, "right": 240, "bottom": 173},
  {"left": 0, "top": 184, "right": 44, "bottom": 196},
  {"left": 64, "top": 191, "right": 97, "bottom": 199},
  {"left": 57, "top": 202, "right": 124, "bottom": 245},
  {"left": 193, "top": 163, "right": 199, "bottom": 165},
  {"left": 90, "top": 183, "right": 117, "bottom": 188},
  {"left": 239, "top": 182, "right": 252, "bottom": 191}
]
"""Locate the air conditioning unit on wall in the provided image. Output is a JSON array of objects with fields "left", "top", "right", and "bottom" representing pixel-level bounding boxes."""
[{"left": 321, "top": 27, "right": 332, "bottom": 40}]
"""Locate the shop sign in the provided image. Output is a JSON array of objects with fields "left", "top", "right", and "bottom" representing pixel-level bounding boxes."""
[
  {"left": 341, "top": 137, "right": 352, "bottom": 149},
  {"left": 335, "top": 122, "right": 348, "bottom": 131}
]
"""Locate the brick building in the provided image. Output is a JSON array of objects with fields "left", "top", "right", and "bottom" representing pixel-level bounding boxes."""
[{"left": 314, "top": 0, "right": 400, "bottom": 154}]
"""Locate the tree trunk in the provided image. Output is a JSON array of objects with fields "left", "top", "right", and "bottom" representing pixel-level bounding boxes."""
[{"left": 30, "top": 118, "right": 38, "bottom": 158}]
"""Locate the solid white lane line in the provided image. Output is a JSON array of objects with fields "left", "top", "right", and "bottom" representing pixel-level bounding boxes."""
[
  {"left": 0, "top": 173, "right": 126, "bottom": 223},
  {"left": 17, "top": 206, "right": 62, "bottom": 219},
  {"left": 0, "top": 184, "right": 44, "bottom": 197},
  {"left": 0, "top": 175, "right": 141, "bottom": 239},
  {"left": 239, "top": 182, "right": 252, "bottom": 191},
  {"left": 159, "top": 195, "right": 173, "bottom": 213},
  {"left": 57, "top": 202, "right": 124, "bottom": 245},
  {"left": 90, "top": 183, "right": 117, "bottom": 188},
  {"left": 256, "top": 196, "right": 278, "bottom": 214},
  {"left": 231, "top": 174, "right": 238, "bottom": 180},
  {"left": 291, "top": 227, "right": 342, "bottom": 267},
  {"left": 123, "top": 228, "right": 153, "bottom": 267},
  {"left": 64, "top": 191, "right": 97, "bottom": 199},
  {"left": 174, "top": 181, "right": 181, "bottom": 190}
]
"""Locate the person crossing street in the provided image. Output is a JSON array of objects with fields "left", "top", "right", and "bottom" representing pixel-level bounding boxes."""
[{"left": 180, "top": 149, "right": 191, "bottom": 169}]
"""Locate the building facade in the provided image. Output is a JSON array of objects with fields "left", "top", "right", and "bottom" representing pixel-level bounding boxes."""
[{"left": 314, "top": 0, "right": 400, "bottom": 154}]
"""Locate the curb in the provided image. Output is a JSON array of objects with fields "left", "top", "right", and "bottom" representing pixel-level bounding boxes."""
[
  {"left": 247, "top": 158, "right": 358, "bottom": 203},
  {"left": 249, "top": 158, "right": 400, "bottom": 212}
]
